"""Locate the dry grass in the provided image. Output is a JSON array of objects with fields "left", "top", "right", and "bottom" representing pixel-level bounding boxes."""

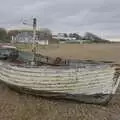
[
  {"left": 1, "top": 43, "right": 120, "bottom": 120},
  {"left": 38, "top": 43, "right": 120, "bottom": 64},
  {"left": 16, "top": 43, "right": 120, "bottom": 63}
]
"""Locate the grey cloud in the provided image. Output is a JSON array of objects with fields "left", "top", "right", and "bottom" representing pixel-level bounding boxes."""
[{"left": 0, "top": 0, "right": 120, "bottom": 39}]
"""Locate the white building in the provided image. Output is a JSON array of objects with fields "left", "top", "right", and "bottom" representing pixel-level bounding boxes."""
[
  {"left": 11, "top": 31, "right": 49, "bottom": 45},
  {"left": 52, "top": 33, "right": 76, "bottom": 41}
]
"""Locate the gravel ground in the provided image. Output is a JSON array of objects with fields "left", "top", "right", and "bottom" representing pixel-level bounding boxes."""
[{"left": 0, "top": 83, "right": 120, "bottom": 120}]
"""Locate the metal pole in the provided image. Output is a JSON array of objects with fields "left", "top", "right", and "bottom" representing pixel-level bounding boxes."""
[{"left": 32, "top": 18, "right": 37, "bottom": 64}]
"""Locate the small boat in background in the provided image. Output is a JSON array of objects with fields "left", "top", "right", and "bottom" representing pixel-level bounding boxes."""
[{"left": 0, "top": 44, "right": 19, "bottom": 60}]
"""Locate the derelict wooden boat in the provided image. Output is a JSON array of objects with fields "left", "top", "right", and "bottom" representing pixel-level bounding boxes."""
[{"left": 0, "top": 56, "right": 120, "bottom": 105}]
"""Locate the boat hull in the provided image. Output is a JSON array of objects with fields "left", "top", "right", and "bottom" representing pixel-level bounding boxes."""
[
  {"left": 0, "top": 61, "right": 119, "bottom": 105},
  {"left": 0, "top": 80, "right": 112, "bottom": 105}
]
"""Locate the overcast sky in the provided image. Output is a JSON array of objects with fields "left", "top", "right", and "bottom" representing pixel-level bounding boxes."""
[{"left": 0, "top": 0, "right": 120, "bottom": 40}]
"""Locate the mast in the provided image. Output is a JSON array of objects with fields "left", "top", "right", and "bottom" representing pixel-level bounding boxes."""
[{"left": 32, "top": 18, "right": 37, "bottom": 64}]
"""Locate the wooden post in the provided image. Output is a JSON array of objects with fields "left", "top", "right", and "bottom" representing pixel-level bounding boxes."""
[{"left": 32, "top": 18, "right": 37, "bottom": 65}]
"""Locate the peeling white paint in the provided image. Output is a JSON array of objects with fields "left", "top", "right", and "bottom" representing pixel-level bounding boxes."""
[{"left": 0, "top": 62, "right": 119, "bottom": 96}]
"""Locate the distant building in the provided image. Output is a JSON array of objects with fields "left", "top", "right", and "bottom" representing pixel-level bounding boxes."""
[
  {"left": 11, "top": 31, "right": 51, "bottom": 45},
  {"left": 52, "top": 33, "right": 76, "bottom": 41}
]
